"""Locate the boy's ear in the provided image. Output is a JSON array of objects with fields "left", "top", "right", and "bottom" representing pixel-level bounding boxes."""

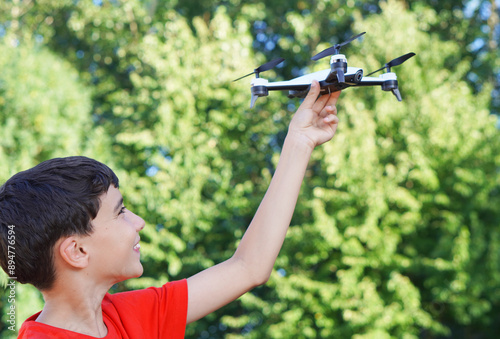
[{"left": 59, "top": 237, "right": 89, "bottom": 268}]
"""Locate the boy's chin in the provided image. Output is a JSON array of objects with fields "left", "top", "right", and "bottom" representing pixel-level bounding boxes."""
[
  {"left": 115, "top": 265, "right": 144, "bottom": 283},
  {"left": 130, "top": 265, "right": 144, "bottom": 279},
  {"left": 134, "top": 267, "right": 144, "bottom": 278}
]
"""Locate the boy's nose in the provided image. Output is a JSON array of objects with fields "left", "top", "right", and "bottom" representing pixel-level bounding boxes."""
[{"left": 131, "top": 211, "right": 146, "bottom": 231}]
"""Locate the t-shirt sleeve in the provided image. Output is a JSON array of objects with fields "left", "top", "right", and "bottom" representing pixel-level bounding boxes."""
[{"left": 103, "top": 279, "right": 188, "bottom": 339}]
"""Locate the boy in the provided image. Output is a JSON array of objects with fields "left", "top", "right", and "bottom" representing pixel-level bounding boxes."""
[{"left": 0, "top": 81, "right": 340, "bottom": 338}]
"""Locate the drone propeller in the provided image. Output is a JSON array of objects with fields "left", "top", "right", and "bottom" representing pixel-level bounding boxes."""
[
  {"left": 233, "top": 58, "right": 285, "bottom": 82},
  {"left": 366, "top": 52, "right": 416, "bottom": 76},
  {"left": 311, "top": 32, "right": 366, "bottom": 61}
]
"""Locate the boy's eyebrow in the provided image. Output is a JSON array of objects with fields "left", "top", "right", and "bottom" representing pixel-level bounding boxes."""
[{"left": 114, "top": 197, "right": 124, "bottom": 213}]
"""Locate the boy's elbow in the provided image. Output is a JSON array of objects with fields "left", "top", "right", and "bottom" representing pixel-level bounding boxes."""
[
  {"left": 249, "top": 265, "right": 274, "bottom": 287},
  {"left": 234, "top": 255, "right": 272, "bottom": 288},
  {"left": 253, "top": 271, "right": 271, "bottom": 287}
]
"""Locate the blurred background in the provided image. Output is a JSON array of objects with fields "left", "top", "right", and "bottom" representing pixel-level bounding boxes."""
[{"left": 0, "top": 0, "right": 499, "bottom": 338}]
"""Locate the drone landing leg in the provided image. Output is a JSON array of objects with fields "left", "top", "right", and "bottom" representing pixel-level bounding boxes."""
[
  {"left": 391, "top": 88, "right": 402, "bottom": 101},
  {"left": 250, "top": 94, "right": 259, "bottom": 108}
]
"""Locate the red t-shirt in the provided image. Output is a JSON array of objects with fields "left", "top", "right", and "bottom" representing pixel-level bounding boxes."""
[{"left": 18, "top": 279, "right": 188, "bottom": 339}]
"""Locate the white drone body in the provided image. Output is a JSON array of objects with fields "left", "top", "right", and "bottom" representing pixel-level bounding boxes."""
[{"left": 235, "top": 32, "right": 415, "bottom": 108}]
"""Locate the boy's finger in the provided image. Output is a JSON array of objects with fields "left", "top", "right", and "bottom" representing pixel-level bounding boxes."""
[
  {"left": 326, "top": 90, "right": 341, "bottom": 107},
  {"left": 312, "top": 93, "right": 332, "bottom": 113},
  {"left": 300, "top": 81, "right": 321, "bottom": 109},
  {"left": 320, "top": 105, "right": 337, "bottom": 118},
  {"left": 323, "top": 114, "right": 339, "bottom": 124}
]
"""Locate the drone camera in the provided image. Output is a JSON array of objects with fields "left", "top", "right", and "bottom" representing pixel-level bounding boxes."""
[{"left": 354, "top": 69, "right": 363, "bottom": 82}]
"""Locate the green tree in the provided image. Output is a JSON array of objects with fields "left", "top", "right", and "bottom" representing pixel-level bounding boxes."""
[
  {"left": 0, "top": 37, "right": 113, "bottom": 337},
  {"left": 104, "top": 8, "right": 286, "bottom": 337},
  {"left": 158, "top": 0, "right": 500, "bottom": 115},
  {"left": 1, "top": 1, "right": 267, "bottom": 337},
  {"left": 233, "top": 1, "right": 498, "bottom": 338},
  {"left": 1, "top": 0, "right": 498, "bottom": 338}
]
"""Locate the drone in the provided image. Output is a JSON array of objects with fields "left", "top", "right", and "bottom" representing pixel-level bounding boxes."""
[{"left": 234, "top": 32, "right": 416, "bottom": 108}]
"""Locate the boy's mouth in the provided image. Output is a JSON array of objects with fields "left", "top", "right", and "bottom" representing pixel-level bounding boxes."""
[{"left": 133, "top": 238, "right": 141, "bottom": 252}]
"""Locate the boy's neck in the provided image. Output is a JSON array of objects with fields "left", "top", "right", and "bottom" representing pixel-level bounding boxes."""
[{"left": 36, "top": 280, "right": 110, "bottom": 338}]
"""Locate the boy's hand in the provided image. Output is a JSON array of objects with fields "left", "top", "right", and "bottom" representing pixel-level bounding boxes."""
[{"left": 288, "top": 80, "right": 341, "bottom": 150}]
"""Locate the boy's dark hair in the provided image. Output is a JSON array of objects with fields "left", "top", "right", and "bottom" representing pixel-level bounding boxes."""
[{"left": 0, "top": 156, "right": 119, "bottom": 290}]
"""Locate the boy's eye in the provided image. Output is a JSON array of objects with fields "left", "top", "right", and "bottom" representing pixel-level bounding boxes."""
[{"left": 119, "top": 206, "right": 126, "bottom": 215}]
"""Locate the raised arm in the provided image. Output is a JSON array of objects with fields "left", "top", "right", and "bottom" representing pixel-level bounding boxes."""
[{"left": 186, "top": 81, "right": 341, "bottom": 323}]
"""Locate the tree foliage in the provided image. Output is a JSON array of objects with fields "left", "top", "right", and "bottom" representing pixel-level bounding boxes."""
[
  {"left": 0, "top": 0, "right": 499, "bottom": 338},
  {"left": 0, "top": 36, "right": 112, "bottom": 336},
  {"left": 260, "top": 2, "right": 500, "bottom": 337}
]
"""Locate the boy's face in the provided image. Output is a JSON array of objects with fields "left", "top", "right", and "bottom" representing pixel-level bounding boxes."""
[{"left": 85, "top": 185, "right": 145, "bottom": 284}]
